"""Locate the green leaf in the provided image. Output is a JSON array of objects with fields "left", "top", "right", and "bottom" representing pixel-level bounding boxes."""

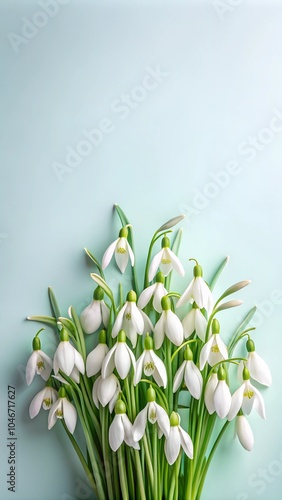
[
  {"left": 48, "top": 287, "right": 61, "bottom": 319},
  {"left": 156, "top": 214, "right": 185, "bottom": 233},
  {"left": 208, "top": 256, "right": 229, "bottom": 291},
  {"left": 90, "top": 273, "right": 114, "bottom": 302},
  {"left": 27, "top": 315, "right": 57, "bottom": 327},
  {"left": 165, "top": 228, "right": 183, "bottom": 290},
  {"left": 215, "top": 280, "right": 251, "bottom": 306},
  {"left": 84, "top": 248, "right": 105, "bottom": 280},
  {"left": 58, "top": 316, "right": 76, "bottom": 336},
  {"left": 232, "top": 306, "right": 257, "bottom": 339},
  {"left": 114, "top": 204, "right": 130, "bottom": 227},
  {"left": 215, "top": 299, "right": 243, "bottom": 312}
]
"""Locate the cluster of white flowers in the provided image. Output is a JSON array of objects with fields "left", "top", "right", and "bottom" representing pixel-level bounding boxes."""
[{"left": 26, "top": 213, "right": 272, "bottom": 499}]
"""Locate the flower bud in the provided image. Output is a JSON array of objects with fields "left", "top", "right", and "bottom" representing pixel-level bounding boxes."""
[
  {"left": 127, "top": 290, "right": 137, "bottom": 302},
  {"left": 115, "top": 399, "right": 126, "bottom": 414},
  {"left": 162, "top": 236, "right": 170, "bottom": 248},
  {"left": 99, "top": 329, "right": 107, "bottom": 344},
  {"left": 147, "top": 386, "right": 156, "bottom": 403},
  {"left": 32, "top": 337, "right": 41, "bottom": 351},
  {"left": 246, "top": 339, "right": 255, "bottom": 352},
  {"left": 156, "top": 271, "right": 165, "bottom": 284},
  {"left": 144, "top": 334, "right": 154, "bottom": 350},
  {"left": 59, "top": 328, "right": 69, "bottom": 342},
  {"left": 161, "top": 296, "right": 171, "bottom": 311},
  {"left": 117, "top": 330, "right": 126, "bottom": 342},
  {"left": 93, "top": 286, "right": 104, "bottom": 301},
  {"left": 58, "top": 387, "right": 66, "bottom": 398},
  {"left": 212, "top": 318, "right": 220, "bottom": 334},
  {"left": 119, "top": 226, "right": 128, "bottom": 238},
  {"left": 169, "top": 411, "right": 179, "bottom": 427},
  {"left": 217, "top": 366, "right": 226, "bottom": 380},
  {"left": 193, "top": 265, "right": 203, "bottom": 278},
  {"left": 184, "top": 346, "right": 193, "bottom": 361},
  {"left": 243, "top": 367, "right": 250, "bottom": 380}
]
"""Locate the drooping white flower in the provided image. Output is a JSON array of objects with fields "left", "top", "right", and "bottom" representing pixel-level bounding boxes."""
[
  {"left": 182, "top": 304, "right": 208, "bottom": 341},
  {"left": 29, "top": 384, "right": 58, "bottom": 419},
  {"left": 213, "top": 367, "right": 232, "bottom": 419},
  {"left": 48, "top": 387, "right": 77, "bottom": 434},
  {"left": 204, "top": 371, "right": 218, "bottom": 414},
  {"left": 164, "top": 412, "right": 193, "bottom": 465},
  {"left": 102, "top": 330, "right": 136, "bottom": 380},
  {"left": 173, "top": 346, "right": 203, "bottom": 399},
  {"left": 133, "top": 387, "right": 170, "bottom": 441},
  {"left": 86, "top": 330, "right": 109, "bottom": 377},
  {"left": 137, "top": 271, "right": 168, "bottom": 313},
  {"left": 228, "top": 367, "right": 266, "bottom": 421},
  {"left": 109, "top": 400, "right": 140, "bottom": 451},
  {"left": 26, "top": 336, "right": 53, "bottom": 386},
  {"left": 176, "top": 262, "right": 213, "bottom": 313},
  {"left": 102, "top": 226, "right": 134, "bottom": 273},
  {"left": 80, "top": 287, "right": 110, "bottom": 334},
  {"left": 134, "top": 334, "right": 167, "bottom": 387},
  {"left": 199, "top": 319, "right": 228, "bottom": 370},
  {"left": 235, "top": 413, "right": 254, "bottom": 451},
  {"left": 238, "top": 339, "right": 272, "bottom": 387},
  {"left": 154, "top": 296, "right": 184, "bottom": 349},
  {"left": 92, "top": 373, "right": 120, "bottom": 413},
  {"left": 112, "top": 290, "right": 153, "bottom": 348},
  {"left": 53, "top": 329, "right": 85, "bottom": 381},
  {"left": 148, "top": 236, "right": 185, "bottom": 282}
]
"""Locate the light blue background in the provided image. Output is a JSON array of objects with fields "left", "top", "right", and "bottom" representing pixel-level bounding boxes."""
[{"left": 1, "top": 1, "right": 282, "bottom": 499}]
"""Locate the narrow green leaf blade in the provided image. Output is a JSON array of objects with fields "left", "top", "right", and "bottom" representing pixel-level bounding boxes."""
[
  {"left": 209, "top": 256, "right": 229, "bottom": 291},
  {"left": 156, "top": 214, "right": 185, "bottom": 233},
  {"left": 48, "top": 287, "right": 61, "bottom": 319},
  {"left": 27, "top": 315, "right": 57, "bottom": 327}
]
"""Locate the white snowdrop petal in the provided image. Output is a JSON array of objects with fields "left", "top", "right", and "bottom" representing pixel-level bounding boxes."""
[
  {"left": 214, "top": 381, "right": 231, "bottom": 419},
  {"left": 199, "top": 336, "right": 214, "bottom": 370},
  {"left": 165, "top": 427, "right": 181, "bottom": 465},
  {"left": 109, "top": 415, "right": 124, "bottom": 451},
  {"left": 176, "top": 280, "right": 193, "bottom": 308},
  {"left": 134, "top": 352, "right": 146, "bottom": 385},
  {"left": 80, "top": 301, "right": 101, "bottom": 334},
  {"left": 154, "top": 314, "right": 165, "bottom": 350},
  {"left": 173, "top": 361, "right": 186, "bottom": 393},
  {"left": 165, "top": 310, "right": 183, "bottom": 346},
  {"left": 137, "top": 285, "right": 155, "bottom": 310},
  {"left": 167, "top": 248, "right": 185, "bottom": 277},
  {"left": 111, "top": 303, "right": 127, "bottom": 338},
  {"left": 101, "top": 345, "right": 116, "bottom": 379},
  {"left": 63, "top": 399, "right": 77, "bottom": 434},
  {"left": 179, "top": 427, "right": 193, "bottom": 459},
  {"left": 98, "top": 374, "right": 119, "bottom": 407},
  {"left": 194, "top": 309, "right": 208, "bottom": 342},
  {"left": 115, "top": 343, "right": 131, "bottom": 379},
  {"left": 248, "top": 352, "right": 272, "bottom": 387},
  {"left": 92, "top": 377, "right": 101, "bottom": 408},
  {"left": 151, "top": 350, "right": 167, "bottom": 388},
  {"left": 26, "top": 352, "right": 38, "bottom": 386},
  {"left": 149, "top": 250, "right": 163, "bottom": 282},
  {"left": 252, "top": 385, "right": 266, "bottom": 419},
  {"left": 102, "top": 238, "right": 119, "bottom": 270},
  {"left": 133, "top": 405, "right": 148, "bottom": 441},
  {"left": 54, "top": 342, "right": 75, "bottom": 376},
  {"left": 182, "top": 309, "right": 196, "bottom": 339},
  {"left": 48, "top": 400, "right": 61, "bottom": 430},
  {"left": 236, "top": 415, "right": 254, "bottom": 451},
  {"left": 86, "top": 344, "right": 109, "bottom": 377},
  {"left": 29, "top": 389, "right": 46, "bottom": 418},
  {"left": 204, "top": 375, "right": 217, "bottom": 414},
  {"left": 155, "top": 403, "right": 170, "bottom": 439},
  {"left": 228, "top": 385, "right": 245, "bottom": 421},
  {"left": 185, "top": 362, "right": 203, "bottom": 400},
  {"left": 153, "top": 283, "right": 167, "bottom": 314}
]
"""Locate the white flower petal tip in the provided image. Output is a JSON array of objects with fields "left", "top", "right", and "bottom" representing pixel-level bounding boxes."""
[
  {"left": 236, "top": 415, "right": 254, "bottom": 451},
  {"left": 86, "top": 342, "right": 109, "bottom": 377},
  {"left": 26, "top": 350, "right": 53, "bottom": 386},
  {"left": 247, "top": 351, "right": 272, "bottom": 387}
]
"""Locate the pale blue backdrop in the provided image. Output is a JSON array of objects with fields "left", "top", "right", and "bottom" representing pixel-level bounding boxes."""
[{"left": 0, "top": 1, "right": 282, "bottom": 499}]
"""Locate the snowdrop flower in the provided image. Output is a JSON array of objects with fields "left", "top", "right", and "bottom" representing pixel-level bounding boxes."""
[
  {"left": 133, "top": 387, "right": 170, "bottom": 441},
  {"left": 112, "top": 290, "right": 153, "bottom": 348},
  {"left": 173, "top": 346, "right": 203, "bottom": 399},
  {"left": 26, "top": 335, "right": 53, "bottom": 386},
  {"left": 29, "top": 382, "right": 58, "bottom": 419},
  {"left": 235, "top": 412, "right": 254, "bottom": 451},
  {"left": 92, "top": 373, "right": 120, "bottom": 413},
  {"left": 164, "top": 412, "right": 193, "bottom": 465},
  {"left": 48, "top": 387, "right": 77, "bottom": 434},
  {"left": 53, "top": 329, "right": 85, "bottom": 381},
  {"left": 213, "top": 366, "right": 232, "bottom": 419},
  {"left": 228, "top": 367, "right": 266, "bottom": 421},
  {"left": 238, "top": 339, "right": 272, "bottom": 387},
  {"left": 204, "top": 370, "right": 218, "bottom": 414},
  {"left": 148, "top": 236, "right": 185, "bottom": 282},
  {"left": 109, "top": 399, "right": 140, "bottom": 451},
  {"left": 182, "top": 303, "right": 208, "bottom": 341},
  {"left": 176, "top": 262, "right": 213, "bottom": 313},
  {"left": 86, "top": 330, "right": 109, "bottom": 377},
  {"left": 137, "top": 271, "right": 168, "bottom": 313},
  {"left": 199, "top": 319, "right": 228, "bottom": 370},
  {"left": 102, "top": 330, "right": 136, "bottom": 380},
  {"left": 102, "top": 226, "right": 134, "bottom": 273},
  {"left": 134, "top": 334, "right": 167, "bottom": 388},
  {"left": 154, "top": 296, "right": 184, "bottom": 350},
  {"left": 80, "top": 287, "right": 110, "bottom": 334}
]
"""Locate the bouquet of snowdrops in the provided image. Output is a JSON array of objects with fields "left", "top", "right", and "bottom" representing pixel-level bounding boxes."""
[{"left": 25, "top": 205, "right": 271, "bottom": 500}]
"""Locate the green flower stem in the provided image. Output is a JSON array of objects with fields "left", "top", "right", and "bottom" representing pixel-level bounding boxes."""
[
  {"left": 61, "top": 420, "right": 97, "bottom": 495},
  {"left": 192, "top": 412, "right": 216, "bottom": 495},
  {"left": 70, "top": 306, "right": 87, "bottom": 360},
  {"left": 134, "top": 449, "right": 146, "bottom": 500},
  {"left": 124, "top": 377, "right": 133, "bottom": 421},
  {"left": 174, "top": 454, "right": 181, "bottom": 500},
  {"left": 142, "top": 433, "right": 154, "bottom": 492},
  {"left": 117, "top": 446, "right": 129, "bottom": 500},
  {"left": 125, "top": 446, "right": 135, "bottom": 499},
  {"left": 229, "top": 327, "right": 256, "bottom": 355},
  {"left": 101, "top": 407, "right": 114, "bottom": 500},
  {"left": 165, "top": 339, "right": 173, "bottom": 413},
  {"left": 196, "top": 421, "right": 230, "bottom": 500},
  {"left": 152, "top": 423, "right": 158, "bottom": 500},
  {"left": 171, "top": 339, "right": 202, "bottom": 362},
  {"left": 71, "top": 389, "right": 106, "bottom": 500}
]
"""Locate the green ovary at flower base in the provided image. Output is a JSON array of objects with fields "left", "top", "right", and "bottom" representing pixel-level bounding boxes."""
[{"left": 25, "top": 205, "right": 271, "bottom": 500}]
